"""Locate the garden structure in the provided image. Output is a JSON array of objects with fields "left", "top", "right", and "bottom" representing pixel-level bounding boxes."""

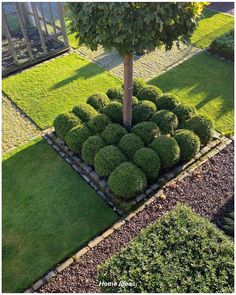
[{"left": 2, "top": 2, "right": 234, "bottom": 293}]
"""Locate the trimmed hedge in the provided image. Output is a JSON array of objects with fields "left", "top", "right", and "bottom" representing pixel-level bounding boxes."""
[
  {"left": 87, "top": 114, "right": 111, "bottom": 134},
  {"left": 98, "top": 204, "right": 234, "bottom": 293},
  {"left": 94, "top": 145, "right": 126, "bottom": 177},
  {"left": 102, "top": 123, "right": 127, "bottom": 145},
  {"left": 86, "top": 93, "right": 110, "bottom": 112},
  {"left": 209, "top": 30, "right": 234, "bottom": 61},
  {"left": 82, "top": 135, "right": 106, "bottom": 166},
  {"left": 133, "top": 78, "right": 146, "bottom": 96},
  {"left": 108, "top": 162, "right": 147, "bottom": 199},
  {"left": 103, "top": 101, "right": 123, "bottom": 124},
  {"left": 133, "top": 147, "right": 161, "bottom": 180},
  {"left": 172, "top": 103, "right": 196, "bottom": 124},
  {"left": 106, "top": 87, "right": 123, "bottom": 101},
  {"left": 152, "top": 110, "right": 178, "bottom": 135},
  {"left": 133, "top": 100, "right": 156, "bottom": 124},
  {"left": 137, "top": 85, "right": 162, "bottom": 105},
  {"left": 184, "top": 115, "right": 215, "bottom": 144},
  {"left": 156, "top": 93, "right": 179, "bottom": 110},
  {"left": 131, "top": 121, "right": 160, "bottom": 145},
  {"left": 53, "top": 112, "right": 81, "bottom": 140},
  {"left": 118, "top": 133, "right": 144, "bottom": 159},
  {"left": 174, "top": 129, "right": 201, "bottom": 162},
  {"left": 65, "top": 124, "right": 92, "bottom": 154},
  {"left": 150, "top": 135, "right": 180, "bottom": 169},
  {"left": 72, "top": 102, "right": 98, "bottom": 123}
]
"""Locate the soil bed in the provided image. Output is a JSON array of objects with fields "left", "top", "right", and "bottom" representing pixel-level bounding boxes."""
[{"left": 39, "top": 143, "right": 234, "bottom": 293}]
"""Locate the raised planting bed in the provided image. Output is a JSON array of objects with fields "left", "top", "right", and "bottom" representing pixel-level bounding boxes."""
[
  {"left": 98, "top": 204, "right": 234, "bottom": 293},
  {"left": 44, "top": 78, "right": 228, "bottom": 213}
]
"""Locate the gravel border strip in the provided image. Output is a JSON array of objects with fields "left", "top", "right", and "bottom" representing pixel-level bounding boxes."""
[{"left": 24, "top": 134, "right": 232, "bottom": 293}]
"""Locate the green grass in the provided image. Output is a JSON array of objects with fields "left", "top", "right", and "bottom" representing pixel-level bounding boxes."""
[
  {"left": 2, "top": 138, "right": 118, "bottom": 292},
  {"left": 66, "top": 18, "right": 79, "bottom": 49},
  {"left": 149, "top": 52, "right": 234, "bottom": 134},
  {"left": 191, "top": 9, "right": 234, "bottom": 48},
  {"left": 2, "top": 53, "right": 121, "bottom": 129}
]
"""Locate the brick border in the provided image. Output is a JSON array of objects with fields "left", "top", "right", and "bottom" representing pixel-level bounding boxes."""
[{"left": 24, "top": 135, "right": 232, "bottom": 293}]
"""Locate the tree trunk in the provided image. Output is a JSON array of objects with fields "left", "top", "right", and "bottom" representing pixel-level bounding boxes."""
[{"left": 123, "top": 53, "right": 133, "bottom": 129}]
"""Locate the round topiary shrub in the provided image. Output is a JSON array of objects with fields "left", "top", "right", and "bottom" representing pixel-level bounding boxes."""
[
  {"left": 102, "top": 123, "right": 127, "bottom": 145},
  {"left": 149, "top": 135, "right": 180, "bottom": 169},
  {"left": 131, "top": 121, "right": 161, "bottom": 145},
  {"left": 53, "top": 113, "right": 81, "bottom": 140},
  {"left": 133, "top": 148, "right": 161, "bottom": 181},
  {"left": 103, "top": 102, "right": 123, "bottom": 124},
  {"left": 65, "top": 124, "right": 92, "bottom": 154},
  {"left": 184, "top": 115, "right": 215, "bottom": 144},
  {"left": 122, "top": 96, "right": 139, "bottom": 105},
  {"left": 94, "top": 145, "right": 126, "bottom": 176},
  {"left": 87, "top": 114, "right": 111, "bottom": 134},
  {"left": 133, "top": 100, "right": 157, "bottom": 124},
  {"left": 118, "top": 133, "right": 144, "bottom": 159},
  {"left": 156, "top": 93, "right": 179, "bottom": 110},
  {"left": 72, "top": 102, "right": 98, "bottom": 123},
  {"left": 106, "top": 88, "right": 123, "bottom": 101},
  {"left": 82, "top": 135, "right": 106, "bottom": 166},
  {"left": 152, "top": 110, "right": 178, "bottom": 135},
  {"left": 86, "top": 93, "right": 110, "bottom": 112},
  {"left": 108, "top": 162, "right": 147, "bottom": 200},
  {"left": 133, "top": 78, "right": 146, "bottom": 96},
  {"left": 172, "top": 104, "right": 196, "bottom": 124},
  {"left": 174, "top": 129, "right": 201, "bottom": 162},
  {"left": 137, "top": 85, "right": 162, "bottom": 105}
]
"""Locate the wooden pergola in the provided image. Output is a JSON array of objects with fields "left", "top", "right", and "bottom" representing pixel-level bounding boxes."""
[{"left": 2, "top": 2, "right": 69, "bottom": 76}]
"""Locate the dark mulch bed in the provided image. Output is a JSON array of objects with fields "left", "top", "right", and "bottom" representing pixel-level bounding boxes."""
[
  {"left": 208, "top": 2, "right": 234, "bottom": 15},
  {"left": 39, "top": 143, "right": 234, "bottom": 293}
]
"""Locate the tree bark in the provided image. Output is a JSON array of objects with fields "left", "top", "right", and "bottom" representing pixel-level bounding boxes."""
[{"left": 123, "top": 53, "right": 133, "bottom": 129}]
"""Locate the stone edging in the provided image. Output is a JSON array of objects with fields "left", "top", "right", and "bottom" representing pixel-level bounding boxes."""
[{"left": 24, "top": 135, "right": 232, "bottom": 293}]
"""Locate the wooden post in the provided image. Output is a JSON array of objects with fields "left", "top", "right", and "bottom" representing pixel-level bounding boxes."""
[
  {"left": 48, "top": 3, "right": 57, "bottom": 35},
  {"left": 2, "top": 11, "right": 19, "bottom": 65},
  {"left": 31, "top": 2, "right": 47, "bottom": 54},
  {"left": 39, "top": 3, "right": 48, "bottom": 35},
  {"left": 123, "top": 53, "right": 133, "bottom": 129},
  {"left": 57, "top": 3, "right": 69, "bottom": 48}
]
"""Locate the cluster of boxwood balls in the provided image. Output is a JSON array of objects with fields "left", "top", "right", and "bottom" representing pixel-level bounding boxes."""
[{"left": 53, "top": 78, "right": 215, "bottom": 200}]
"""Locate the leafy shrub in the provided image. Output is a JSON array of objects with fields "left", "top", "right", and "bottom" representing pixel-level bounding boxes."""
[
  {"left": 72, "top": 102, "right": 98, "bottom": 123},
  {"left": 122, "top": 96, "right": 139, "bottom": 105},
  {"left": 133, "top": 78, "right": 146, "bottom": 96},
  {"left": 174, "top": 129, "right": 200, "bottom": 162},
  {"left": 118, "top": 133, "right": 144, "bottom": 159},
  {"left": 137, "top": 85, "right": 162, "bottom": 105},
  {"left": 150, "top": 135, "right": 180, "bottom": 169},
  {"left": 65, "top": 125, "right": 92, "bottom": 154},
  {"left": 86, "top": 93, "right": 110, "bottom": 112},
  {"left": 53, "top": 113, "right": 81, "bottom": 140},
  {"left": 133, "top": 148, "right": 161, "bottom": 180},
  {"left": 94, "top": 145, "right": 126, "bottom": 176},
  {"left": 106, "top": 87, "right": 123, "bottom": 101},
  {"left": 98, "top": 204, "right": 234, "bottom": 293},
  {"left": 108, "top": 162, "right": 147, "bottom": 199},
  {"left": 152, "top": 110, "right": 178, "bottom": 135},
  {"left": 184, "top": 115, "right": 214, "bottom": 144},
  {"left": 131, "top": 121, "right": 160, "bottom": 145},
  {"left": 82, "top": 135, "right": 106, "bottom": 165},
  {"left": 222, "top": 211, "right": 234, "bottom": 237},
  {"left": 209, "top": 30, "right": 234, "bottom": 61},
  {"left": 156, "top": 93, "right": 179, "bottom": 110},
  {"left": 87, "top": 114, "right": 111, "bottom": 133},
  {"left": 133, "top": 100, "right": 156, "bottom": 124},
  {"left": 102, "top": 123, "right": 127, "bottom": 144},
  {"left": 103, "top": 102, "right": 123, "bottom": 124},
  {"left": 172, "top": 103, "right": 196, "bottom": 124}
]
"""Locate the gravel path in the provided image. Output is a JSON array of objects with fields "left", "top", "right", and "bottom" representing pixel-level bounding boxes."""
[
  {"left": 2, "top": 96, "right": 40, "bottom": 154},
  {"left": 76, "top": 44, "right": 201, "bottom": 81},
  {"left": 209, "top": 2, "right": 234, "bottom": 15},
  {"left": 39, "top": 143, "right": 234, "bottom": 293}
]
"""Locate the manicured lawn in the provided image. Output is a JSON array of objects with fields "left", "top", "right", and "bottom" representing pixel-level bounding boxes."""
[
  {"left": 2, "top": 138, "right": 118, "bottom": 293},
  {"left": 191, "top": 9, "right": 234, "bottom": 48},
  {"left": 149, "top": 52, "right": 234, "bottom": 134},
  {"left": 66, "top": 18, "right": 79, "bottom": 48},
  {"left": 2, "top": 53, "right": 121, "bottom": 129}
]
